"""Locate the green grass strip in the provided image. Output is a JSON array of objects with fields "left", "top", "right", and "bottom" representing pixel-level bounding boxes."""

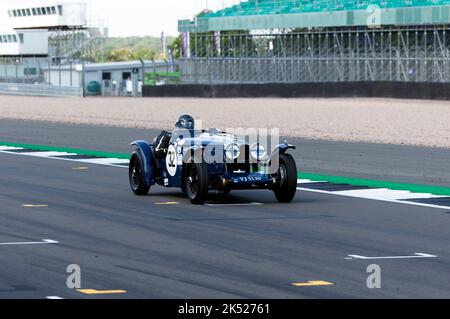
[
  {"left": 298, "top": 172, "right": 450, "bottom": 197},
  {"left": 1, "top": 140, "right": 449, "bottom": 196},
  {"left": 0, "top": 141, "right": 130, "bottom": 160}
]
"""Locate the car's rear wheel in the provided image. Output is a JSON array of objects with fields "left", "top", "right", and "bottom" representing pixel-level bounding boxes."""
[
  {"left": 273, "top": 153, "right": 297, "bottom": 203},
  {"left": 129, "top": 151, "right": 150, "bottom": 195},
  {"left": 185, "top": 162, "right": 209, "bottom": 205}
]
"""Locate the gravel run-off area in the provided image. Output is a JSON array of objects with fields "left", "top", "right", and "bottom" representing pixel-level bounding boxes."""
[{"left": 1, "top": 95, "right": 450, "bottom": 148}]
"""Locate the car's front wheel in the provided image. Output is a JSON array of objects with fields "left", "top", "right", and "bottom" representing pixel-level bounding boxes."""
[
  {"left": 129, "top": 151, "right": 150, "bottom": 195},
  {"left": 273, "top": 153, "right": 297, "bottom": 203},
  {"left": 185, "top": 162, "right": 209, "bottom": 205}
]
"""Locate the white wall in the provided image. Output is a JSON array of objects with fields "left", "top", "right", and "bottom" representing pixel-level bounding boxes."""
[
  {"left": 20, "top": 30, "right": 48, "bottom": 55},
  {"left": 44, "top": 68, "right": 81, "bottom": 86},
  {"left": 0, "top": 30, "right": 48, "bottom": 56},
  {"left": 0, "top": 40, "right": 19, "bottom": 55},
  {"left": 7, "top": 2, "right": 87, "bottom": 29}
]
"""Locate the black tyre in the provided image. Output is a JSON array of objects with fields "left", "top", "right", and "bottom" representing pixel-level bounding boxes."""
[
  {"left": 273, "top": 153, "right": 297, "bottom": 203},
  {"left": 185, "top": 162, "right": 209, "bottom": 205},
  {"left": 129, "top": 151, "right": 150, "bottom": 196}
]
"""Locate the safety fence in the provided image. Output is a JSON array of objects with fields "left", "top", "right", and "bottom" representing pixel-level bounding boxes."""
[
  {"left": 180, "top": 26, "right": 450, "bottom": 84},
  {"left": 0, "top": 82, "right": 82, "bottom": 97}
]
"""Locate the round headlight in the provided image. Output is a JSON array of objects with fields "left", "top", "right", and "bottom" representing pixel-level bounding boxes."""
[
  {"left": 250, "top": 143, "right": 266, "bottom": 160},
  {"left": 225, "top": 143, "right": 240, "bottom": 160}
]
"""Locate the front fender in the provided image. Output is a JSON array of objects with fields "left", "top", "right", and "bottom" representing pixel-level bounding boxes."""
[
  {"left": 130, "top": 140, "right": 155, "bottom": 186},
  {"left": 273, "top": 142, "right": 296, "bottom": 155},
  {"left": 268, "top": 143, "right": 296, "bottom": 174}
]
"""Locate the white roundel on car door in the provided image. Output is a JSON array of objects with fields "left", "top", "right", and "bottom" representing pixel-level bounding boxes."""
[{"left": 166, "top": 144, "right": 178, "bottom": 177}]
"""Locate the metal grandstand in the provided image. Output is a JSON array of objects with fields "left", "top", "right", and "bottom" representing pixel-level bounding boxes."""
[
  {"left": 178, "top": 0, "right": 450, "bottom": 84},
  {"left": 1, "top": 2, "right": 107, "bottom": 61}
]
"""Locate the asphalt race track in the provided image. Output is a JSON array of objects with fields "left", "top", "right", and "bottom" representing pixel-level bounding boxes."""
[
  {"left": 0, "top": 120, "right": 450, "bottom": 299},
  {"left": 2, "top": 119, "right": 450, "bottom": 187}
]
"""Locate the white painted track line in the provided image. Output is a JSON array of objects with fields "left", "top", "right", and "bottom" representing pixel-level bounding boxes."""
[
  {"left": 297, "top": 179, "right": 327, "bottom": 184},
  {"left": 0, "top": 146, "right": 23, "bottom": 151},
  {"left": 0, "top": 239, "right": 59, "bottom": 246},
  {"left": 75, "top": 158, "right": 130, "bottom": 165},
  {"left": 21, "top": 151, "right": 77, "bottom": 157},
  {"left": 333, "top": 188, "right": 442, "bottom": 200},
  {"left": 297, "top": 177, "right": 450, "bottom": 210},
  {"left": 205, "top": 202, "right": 263, "bottom": 207},
  {"left": 347, "top": 253, "right": 437, "bottom": 260},
  {"left": 298, "top": 187, "right": 450, "bottom": 210},
  {"left": 0, "top": 147, "right": 129, "bottom": 168}
]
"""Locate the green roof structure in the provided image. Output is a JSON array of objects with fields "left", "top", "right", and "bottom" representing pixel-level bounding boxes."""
[{"left": 179, "top": 0, "right": 450, "bottom": 32}]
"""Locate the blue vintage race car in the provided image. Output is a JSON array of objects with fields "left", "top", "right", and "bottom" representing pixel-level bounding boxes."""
[{"left": 129, "top": 115, "right": 297, "bottom": 205}]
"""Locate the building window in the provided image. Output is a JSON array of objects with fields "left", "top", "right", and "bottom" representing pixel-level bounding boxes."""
[
  {"left": 122, "top": 72, "right": 132, "bottom": 80},
  {"left": 26, "top": 8, "right": 31, "bottom": 16},
  {"left": 24, "top": 68, "right": 38, "bottom": 76},
  {"left": 102, "top": 72, "right": 112, "bottom": 80},
  {"left": 32, "top": 8, "right": 37, "bottom": 15},
  {"left": 51, "top": 7, "right": 56, "bottom": 15},
  {"left": 21, "top": 9, "right": 26, "bottom": 16},
  {"left": 18, "top": 34, "right": 24, "bottom": 44},
  {"left": 57, "top": 5, "right": 63, "bottom": 16},
  {"left": 37, "top": 7, "right": 42, "bottom": 15},
  {"left": 41, "top": 7, "right": 46, "bottom": 15}
]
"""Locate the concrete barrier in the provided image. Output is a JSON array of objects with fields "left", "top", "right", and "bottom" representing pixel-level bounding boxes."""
[
  {"left": 143, "top": 82, "right": 450, "bottom": 100},
  {"left": 0, "top": 82, "right": 82, "bottom": 97}
]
